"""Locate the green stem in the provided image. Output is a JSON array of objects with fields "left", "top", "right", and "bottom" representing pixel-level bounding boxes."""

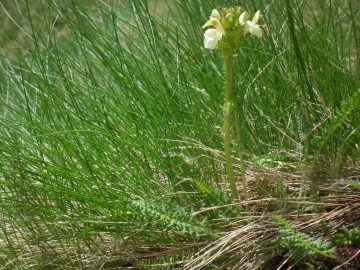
[
  {"left": 223, "top": 54, "right": 239, "bottom": 201},
  {"left": 234, "top": 102, "right": 247, "bottom": 200}
]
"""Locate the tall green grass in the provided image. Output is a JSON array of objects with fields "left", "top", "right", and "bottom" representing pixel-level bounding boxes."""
[{"left": 0, "top": 0, "right": 359, "bottom": 268}]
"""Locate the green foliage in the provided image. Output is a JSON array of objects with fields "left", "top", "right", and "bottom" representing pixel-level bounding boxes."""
[
  {"left": 0, "top": 0, "right": 359, "bottom": 268},
  {"left": 138, "top": 254, "right": 193, "bottom": 269},
  {"left": 275, "top": 178, "right": 288, "bottom": 198},
  {"left": 276, "top": 217, "right": 336, "bottom": 263},
  {"left": 131, "top": 199, "right": 210, "bottom": 237},
  {"left": 194, "top": 180, "right": 243, "bottom": 219},
  {"left": 311, "top": 90, "right": 360, "bottom": 173},
  {"left": 333, "top": 225, "right": 360, "bottom": 246},
  {"left": 345, "top": 180, "right": 360, "bottom": 190},
  {"left": 195, "top": 181, "right": 232, "bottom": 206}
]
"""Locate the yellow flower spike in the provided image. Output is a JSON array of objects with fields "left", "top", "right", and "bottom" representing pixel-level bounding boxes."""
[{"left": 201, "top": 5, "right": 266, "bottom": 201}]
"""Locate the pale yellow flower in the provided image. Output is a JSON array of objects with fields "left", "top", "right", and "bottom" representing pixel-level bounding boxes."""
[
  {"left": 202, "top": 10, "right": 225, "bottom": 50},
  {"left": 239, "top": 10, "right": 263, "bottom": 38}
]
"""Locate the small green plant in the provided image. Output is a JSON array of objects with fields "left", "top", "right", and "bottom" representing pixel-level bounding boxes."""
[
  {"left": 130, "top": 199, "right": 210, "bottom": 237},
  {"left": 345, "top": 180, "right": 360, "bottom": 190},
  {"left": 138, "top": 254, "right": 193, "bottom": 269},
  {"left": 312, "top": 91, "right": 360, "bottom": 177},
  {"left": 313, "top": 226, "right": 360, "bottom": 269},
  {"left": 194, "top": 180, "right": 243, "bottom": 219},
  {"left": 276, "top": 217, "right": 336, "bottom": 265},
  {"left": 333, "top": 226, "right": 360, "bottom": 247}
]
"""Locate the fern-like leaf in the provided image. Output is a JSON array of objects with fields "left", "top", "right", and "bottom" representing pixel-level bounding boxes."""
[{"left": 130, "top": 199, "right": 210, "bottom": 237}]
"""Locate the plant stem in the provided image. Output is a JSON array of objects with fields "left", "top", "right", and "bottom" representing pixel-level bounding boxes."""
[
  {"left": 223, "top": 53, "right": 239, "bottom": 201},
  {"left": 234, "top": 102, "right": 247, "bottom": 200}
]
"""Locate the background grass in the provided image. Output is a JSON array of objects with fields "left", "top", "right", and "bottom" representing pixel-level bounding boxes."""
[{"left": 0, "top": 0, "right": 359, "bottom": 269}]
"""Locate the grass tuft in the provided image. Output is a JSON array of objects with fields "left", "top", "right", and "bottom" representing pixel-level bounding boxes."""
[{"left": 0, "top": 0, "right": 359, "bottom": 268}]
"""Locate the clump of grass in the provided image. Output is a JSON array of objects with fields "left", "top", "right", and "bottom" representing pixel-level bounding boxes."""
[{"left": 0, "top": 0, "right": 359, "bottom": 269}]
